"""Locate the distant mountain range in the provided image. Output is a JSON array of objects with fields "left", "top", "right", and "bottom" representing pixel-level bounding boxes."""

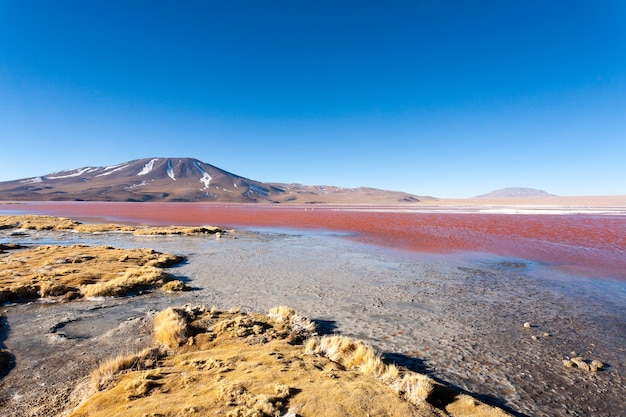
[
  {"left": 475, "top": 187, "right": 555, "bottom": 198},
  {"left": 0, "top": 157, "right": 431, "bottom": 204}
]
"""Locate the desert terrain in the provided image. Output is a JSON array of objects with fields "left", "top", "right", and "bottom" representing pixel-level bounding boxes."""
[{"left": 433, "top": 194, "right": 626, "bottom": 210}]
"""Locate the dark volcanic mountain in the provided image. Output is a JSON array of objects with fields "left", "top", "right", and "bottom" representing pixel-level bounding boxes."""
[
  {"left": 475, "top": 187, "right": 555, "bottom": 198},
  {"left": 0, "top": 157, "right": 429, "bottom": 204}
]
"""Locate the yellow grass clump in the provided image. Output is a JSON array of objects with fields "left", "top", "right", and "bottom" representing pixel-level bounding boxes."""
[
  {"left": 160, "top": 279, "right": 190, "bottom": 292},
  {"left": 268, "top": 305, "right": 316, "bottom": 344},
  {"left": 0, "top": 214, "right": 79, "bottom": 230},
  {"left": 81, "top": 266, "right": 171, "bottom": 298},
  {"left": 393, "top": 373, "right": 435, "bottom": 405},
  {"left": 68, "top": 306, "right": 513, "bottom": 417},
  {"left": 0, "top": 244, "right": 184, "bottom": 302},
  {"left": 90, "top": 347, "right": 165, "bottom": 391},
  {"left": 153, "top": 307, "right": 188, "bottom": 348},
  {"left": 0, "top": 214, "right": 225, "bottom": 236},
  {"left": 268, "top": 305, "right": 295, "bottom": 322},
  {"left": 305, "top": 335, "right": 386, "bottom": 376}
]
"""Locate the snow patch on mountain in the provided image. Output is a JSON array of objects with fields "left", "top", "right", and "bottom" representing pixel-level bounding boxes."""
[
  {"left": 137, "top": 159, "right": 158, "bottom": 176},
  {"left": 193, "top": 161, "right": 212, "bottom": 189},
  {"left": 96, "top": 163, "right": 129, "bottom": 177},
  {"left": 47, "top": 167, "right": 93, "bottom": 179},
  {"left": 20, "top": 177, "right": 43, "bottom": 184},
  {"left": 126, "top": 181, "right": 147, "bottom": 189},
  {"left": 200, "top": 173, "right": 212, "bottom": 189},
  {"left": 244, "top": 182, "right": 269, "bottom": 197},
  {"left": 103, "top": 163, "right": 128, "bottom": 171},
  {"left": 166, "top": 160, "right": 176, "bottom": 181}
]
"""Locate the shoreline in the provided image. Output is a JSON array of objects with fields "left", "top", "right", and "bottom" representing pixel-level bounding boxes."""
[
  {"left": 3, "top": 197, "right": 626, "bottom": 214},
  {"left": 1, "top": 202, "right": 625, "bottom": 282}
]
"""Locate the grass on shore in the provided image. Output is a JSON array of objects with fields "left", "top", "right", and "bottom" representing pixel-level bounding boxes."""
[
  {"left": 69, "top": 306, "right": 512, "bottom": 417},
  {"left": 0, "top": 214, "right": 225, "bottom": 236},
  {"left": 0, "top": 244, "right": 185, "bottom": 302}
]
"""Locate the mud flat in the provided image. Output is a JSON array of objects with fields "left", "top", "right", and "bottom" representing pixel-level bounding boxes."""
[{"left": 0, "top": 220, "right": 624, "bottom": 416}]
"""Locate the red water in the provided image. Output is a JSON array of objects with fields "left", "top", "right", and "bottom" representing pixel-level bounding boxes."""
[{"left": 3, "top": 202, "right": 625, "bottom": 280}]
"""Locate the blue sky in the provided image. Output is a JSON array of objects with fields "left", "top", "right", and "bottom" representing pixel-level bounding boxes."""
[{"left": 1, "top": 1, "right": 625, "bottom": 198}]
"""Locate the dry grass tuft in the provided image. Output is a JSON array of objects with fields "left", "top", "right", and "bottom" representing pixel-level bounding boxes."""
[
  {"left": 124, "top": 371, "right": 162, "bottom": 399},
  {"left": 393, "top": 373, "right": 435, "bottom": 405},
  {"left": 444, "top": 393, "right": 512, "bottom": 416},
  {"left": 269, "top": 306, "right": 316, "bottom": 344},
  {"left": 161, "top": 279, "right": 190, "bottom": 292},
  {"left": 307, "top": 334, "right": 439, "bottom": 406},
  {"left": 268, "top": 306, "right": 295, "bottom": 322},
  {"left": 153, "top": 307, "right": 188, "bottom": 348},
  {"left": 90, "top": 347, "right": 164, "bottom": 391},
  {"left": 81, "top": 266, "right": 172, "bottom": 298},
  {"left": 382, "top": 363, "right": 401, "bottom": 381},
  {"left": 306, "top": 335, "right": 385, "bottom": 376}
]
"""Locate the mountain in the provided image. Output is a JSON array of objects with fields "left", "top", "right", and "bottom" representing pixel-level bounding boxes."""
[
  {"left": 475, "top": 187, "right": 556, "bottom": 198},
  {"left": 0, "top": 157, "right": 430, "bottom": 204}
]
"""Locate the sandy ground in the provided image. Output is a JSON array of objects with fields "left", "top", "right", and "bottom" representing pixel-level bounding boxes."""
[
  {"left": 430, "top": 195, "right": 626, "bottom": 213},
  {"left": 0, "top": 228, "right": 624, "bottom": 416}
]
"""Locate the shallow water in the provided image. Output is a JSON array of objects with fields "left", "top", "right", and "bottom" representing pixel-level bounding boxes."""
[
  {"left": 1, "top": 226, "right": 625, "bottom": 417},
  {"left": 2, "top": 201, "right": 625, "bottom": 280}
]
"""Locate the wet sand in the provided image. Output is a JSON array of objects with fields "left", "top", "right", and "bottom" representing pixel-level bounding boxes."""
[{"left": 1, "top": 228, "right": 624, "bottom": 416}]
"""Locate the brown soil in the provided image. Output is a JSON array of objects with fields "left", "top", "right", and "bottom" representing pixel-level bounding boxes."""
[{"left": 434, "top": 195, "right": 626, "bottom": 207}]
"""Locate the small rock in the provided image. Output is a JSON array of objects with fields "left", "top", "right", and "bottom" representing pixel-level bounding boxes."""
[
  {"left": 564, "top": 356, "right": 605, "bottom": 372},
  {"left": 571, "top": 357, "right": 591, "bottom": 371},
  {"left": 563, "top": 359, "right": 575, "bottom": 368},
  {"left": 590, "top": 360, "right": 604, "bottom": 372},
  {"left": 523, "top": 322, "right": 531, "bottom": 329},
  {"left": 531, "top": 335, "right": 538, "bottom": 341},
  {"left": 543, "top": 332, "right": 550, "bottom": 337}
]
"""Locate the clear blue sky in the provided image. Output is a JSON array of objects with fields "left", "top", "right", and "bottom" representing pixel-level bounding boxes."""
[{"left": 1, "top": 1, "right": 625, "bottom": 198}]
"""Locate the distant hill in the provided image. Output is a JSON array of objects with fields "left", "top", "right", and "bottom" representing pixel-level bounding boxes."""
[
  {"left": 0, "top": 157, "right": 431, "bottom": 204},
  {"left": 475, "top": 187, "right": 556, "bottom": 198}
]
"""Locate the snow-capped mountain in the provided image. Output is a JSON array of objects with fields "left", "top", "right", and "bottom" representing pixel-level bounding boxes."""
[
  {"left": 0, "top": 158, "right": 285, "bottom": 202},
  {"left": 0, "top": 157, "right": 429, "bottom": 203}
]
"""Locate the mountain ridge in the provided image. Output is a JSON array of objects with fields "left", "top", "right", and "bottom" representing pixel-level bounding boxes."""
[
  {"left": 475, "top": 187, "right": 555, "bottom": 198},
  {"left": 0, "top": 157, "right": 431, "bottom": 204}
]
